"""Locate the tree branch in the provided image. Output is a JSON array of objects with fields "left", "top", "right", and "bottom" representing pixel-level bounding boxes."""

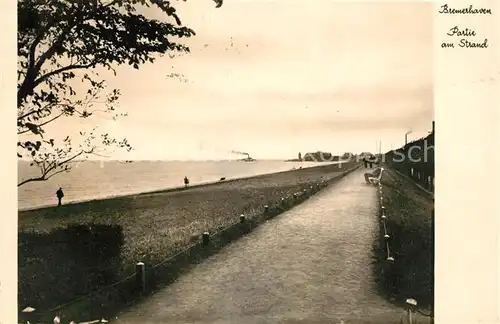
[
  {"left": 17, "top": 176, "right": 49, "bottom": 187},
  {"left": 17, "top": 102, "right": 53, "bottom": 121},
  {"left": 17, "top": 148, "right": 92, "bottom": 187},
  {"left": 33, "top": 62, "right": 96, "bottom": 89},
  {"left": 17, "top": 111, "right": 66, "bottom": 135},
  {"left": 32, "top": 25, "right": 73, "bottom": 80},
  {"left": 44, "top": 168, "right": 69, "bottom": 181},
  {"left": 18, "top": 19, "right": 58, "bottom": 103},
  {"left": 17, "top": 168, "right": 67, "bottom": 187},
  {"left": 18, "top": 16, "right": 80, "bottom": 105}
]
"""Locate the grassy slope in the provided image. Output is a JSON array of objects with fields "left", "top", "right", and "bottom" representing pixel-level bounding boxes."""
[
  {"left": 18, "top": 161, "right": 357, "bottom": 316},
  {"left": 374, "top": 165, "right": 434, "bottom": 311}
]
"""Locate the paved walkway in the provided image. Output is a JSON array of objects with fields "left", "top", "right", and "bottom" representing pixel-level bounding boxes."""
[{"left": 112, "top": 169, "right": 415, "bottom": 324}]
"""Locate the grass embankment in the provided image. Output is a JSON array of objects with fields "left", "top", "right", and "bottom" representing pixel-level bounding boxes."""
[
  {"left": 19, "top": 161, "right": 358, "bottom": 322},
  {"left": 373, "top": 165, "right": 434, "bottom": 312},
  {"left": 384, "top": 131, "right": 434, "bottom": 192}
]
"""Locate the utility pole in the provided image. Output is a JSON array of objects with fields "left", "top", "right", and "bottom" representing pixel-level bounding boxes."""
[{"left": 405, "top": 130, "right": 412, "bottom": 147}]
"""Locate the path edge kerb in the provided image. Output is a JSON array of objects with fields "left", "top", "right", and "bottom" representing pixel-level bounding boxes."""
[{"left": 42, "top": 163, "right": 361, "bottom": 323}]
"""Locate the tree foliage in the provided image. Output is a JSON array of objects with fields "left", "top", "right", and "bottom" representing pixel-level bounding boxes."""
[{"left": 17, "top": 0, "right": 221, "bottom": 186}]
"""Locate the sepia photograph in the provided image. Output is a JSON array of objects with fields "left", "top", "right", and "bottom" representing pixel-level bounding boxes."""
[{"left": 17, "top": 0, "right": 435, "bottom": 323}]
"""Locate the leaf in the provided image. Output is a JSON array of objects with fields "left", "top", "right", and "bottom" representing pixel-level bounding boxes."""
[{"left": 24, "top": 123, "right": 41, "bottom": 135}]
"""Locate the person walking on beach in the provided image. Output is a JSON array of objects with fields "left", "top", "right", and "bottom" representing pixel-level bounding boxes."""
[
  {"left": 184, "top": 176, "right": 190, "bottom": 187},
  {"left": 56, "top": 187, "right": 64, "bottom": 206}
]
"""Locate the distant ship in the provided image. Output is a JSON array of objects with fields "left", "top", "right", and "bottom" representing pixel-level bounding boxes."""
[
  {"left": 232, "top": 151, "right": 256, "bottom": 162},
  {"left": 239, "top": 156, "right": 256, "bottom": 162}
]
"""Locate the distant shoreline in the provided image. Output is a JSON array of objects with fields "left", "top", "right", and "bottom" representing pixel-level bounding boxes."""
[{"left": 18, "top": 160, "right": 347, "bottom": 213}]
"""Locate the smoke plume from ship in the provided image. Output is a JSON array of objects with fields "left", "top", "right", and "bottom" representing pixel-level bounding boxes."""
[{"left": 230, "top": 150, "right": 255, "bottom": 161}]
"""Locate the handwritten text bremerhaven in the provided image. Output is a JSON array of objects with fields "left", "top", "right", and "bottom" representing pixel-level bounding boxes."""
[{"left": 438, "top": 4, "right": 492, "bottom": 49}]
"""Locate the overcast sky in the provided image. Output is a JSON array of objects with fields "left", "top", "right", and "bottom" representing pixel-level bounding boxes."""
[{"left": 42, "top": 0, "right": 434, "bottom": 160}]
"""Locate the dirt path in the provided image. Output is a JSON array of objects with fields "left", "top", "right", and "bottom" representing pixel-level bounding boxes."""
[{"left": 112, "top": 169, "right": 423, "bottom": 324}]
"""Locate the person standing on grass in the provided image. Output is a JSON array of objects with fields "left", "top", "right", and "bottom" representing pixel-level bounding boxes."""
[
  {"left": 184, "top": 176, "right": 190, "bottom": 187},
  {"left": 56, "top": 187, "right": 64, "bottom": 206}
]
